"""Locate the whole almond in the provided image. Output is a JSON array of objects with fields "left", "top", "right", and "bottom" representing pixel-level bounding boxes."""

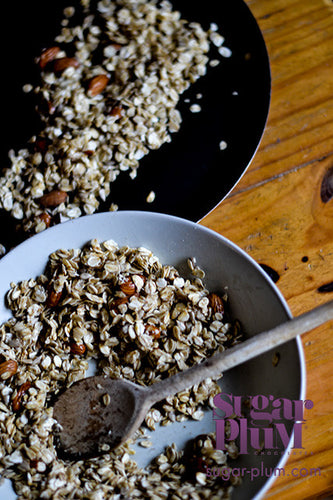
[
  {"left": 70, "top": 342, "right": 86, "bottom": 356},
  {"left": 38, "top": 212, "right": 52, "bottom": 228},
  {"left": 38, "top": 190, "right": 67, "bottom": 208},
  {"left": 145, "top": 324, "right": 161, "bottom": 339},
  {"left": 120, "top": 277, "right": 136, "bottom": 296},
  {"left": 110, "top": 296, "right": 128, "bottom": 312},
  {"left": 0, "top": 359, "right": 18, "bottom": 379},
  {"left": 38, "top": 46, "right": 61, "bottom": 69},
  {"left": 110, "top": 42, "right": 123, "bottom": 50},
  {"left": 47, "top": 100, "right": 56, "bottom": 115},
  {"left": 12, "top": 381, "right": 32, "bottom": 412},
  {"left": 109, "top": 104, "right": 123, "bottom": 118},
  {"left": 208, "top": 293, "right": 224, "bottom": 315},
  {"left": 34, "top": 137, "right": 48, "bottom": 153},
  {"left": 46, "top": 288, "right": 62, "bottom": 308},
  {"left": 38, "top": 99, "right": 56, "bottom": 116},
  {"left": 53, "top": 57, "right": 79, "bottom": 74},
  {"left": 88, "top": 74, "right": 109, "bottom": 96}
]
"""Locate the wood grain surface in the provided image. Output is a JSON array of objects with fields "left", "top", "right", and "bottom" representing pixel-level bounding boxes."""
[{"left": 201, "top": 0, "right": 333, "bottom": 498}]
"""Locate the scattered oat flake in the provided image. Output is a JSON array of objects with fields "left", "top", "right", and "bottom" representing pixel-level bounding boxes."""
[
  {"left": 196, "top": 471, "right": 207, "bottom": 485},
  {"left": 146, "top": 190, "right": 156, "bottom": 203},
  {"left": 189, "top": 104, "right": 202, "bottom": 113},
  {"left": 102, "top": 393, "right": 111, "bottom": 406},
  {"left": 209, "top": 59, "right": 220, "bottom": 67},
  {"left": 209, "top": 32, "right": 225, "bottom": 47},
  {"left": 218, "top": 46, "right": 232, "bottom": 58},
  {"left": 139, "top": 439, "right": 153, "bottom": 448},
  {"left": 22, "top": 83, "right": 33, "bottom": 93}
]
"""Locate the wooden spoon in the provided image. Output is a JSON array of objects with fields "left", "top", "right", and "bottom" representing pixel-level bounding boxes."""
[{"left": 53, "top": 300, "right": 333, "bottom": 460}]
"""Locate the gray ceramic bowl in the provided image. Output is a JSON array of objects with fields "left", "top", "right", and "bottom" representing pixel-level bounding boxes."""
[{"left": 0, "top": 211, "right": 305, "bottom": 499}]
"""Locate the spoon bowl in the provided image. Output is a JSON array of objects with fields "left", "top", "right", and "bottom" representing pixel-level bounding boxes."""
[{"left": 54, "top": 377, "right": 148, "bottom": 459}]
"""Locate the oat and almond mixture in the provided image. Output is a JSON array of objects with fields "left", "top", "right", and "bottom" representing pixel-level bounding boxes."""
[
  {"left": 0, "top": 240, "right": 241, "bottom": 498},
  {"left": 0, "top": 0, "right": 230, "bottom": 237}
]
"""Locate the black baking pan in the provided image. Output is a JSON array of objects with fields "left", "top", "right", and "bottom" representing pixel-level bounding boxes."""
[{"left": 0, "top": 0, "right": 270, "bottom": 248}]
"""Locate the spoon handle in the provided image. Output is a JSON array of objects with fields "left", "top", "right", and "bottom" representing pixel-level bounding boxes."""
[{"left": 145, "top": 300, "right": 333, "bottom": 406}]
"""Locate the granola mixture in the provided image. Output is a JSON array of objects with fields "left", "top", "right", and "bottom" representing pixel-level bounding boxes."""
[
  {"left": 0, "top": 240, "right": 241, "bottom": 498},
  {"left": 0, "top": 0, "right": 230, "bottom": 236}
]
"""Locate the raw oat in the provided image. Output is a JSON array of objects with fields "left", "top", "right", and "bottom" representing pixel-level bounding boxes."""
[
  {"left": 218, "top": 46, "right": 233, "bottom": 58},
  {"left": 146, "top": 191, "right": 155, "bottom": 203},
  {"left": 189, "top": 104, "right": 202, "bottom": 113}
]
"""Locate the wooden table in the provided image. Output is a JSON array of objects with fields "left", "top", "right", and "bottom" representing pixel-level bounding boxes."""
[{"left": 201, "top": 0, "right": 333, "bottom": 497}]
